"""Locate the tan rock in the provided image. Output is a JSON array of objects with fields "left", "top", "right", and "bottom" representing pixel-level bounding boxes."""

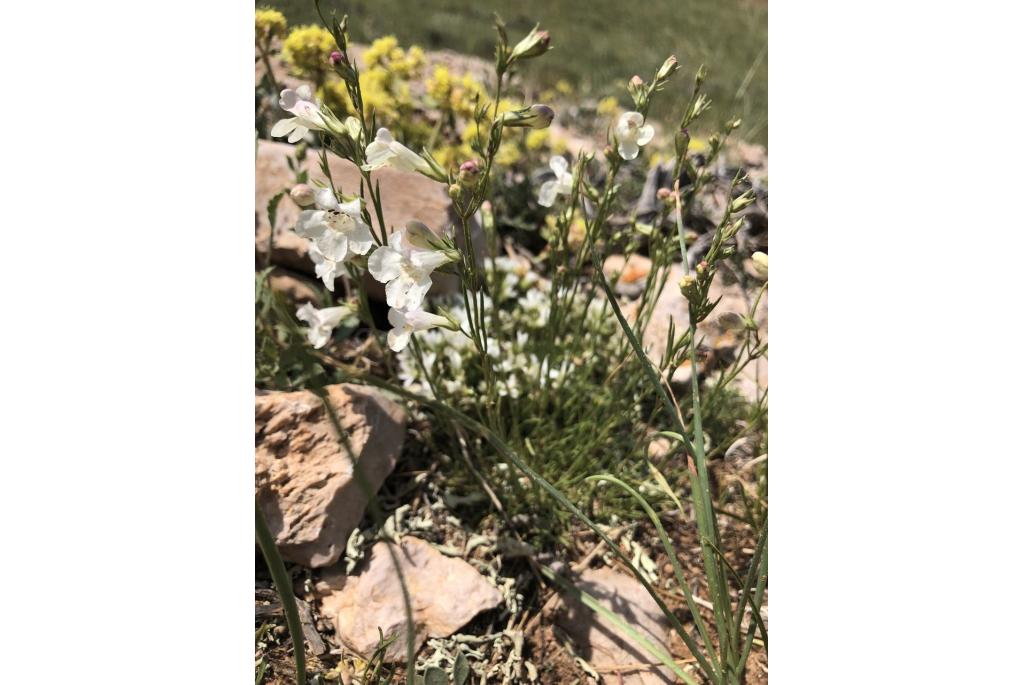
[
  {"left": 255, "top": 384, "right": 407, "bottom": 568},
  {"left": 556, "top": 567, "right": 674, "bottom": 685},
  {"left": 316, "top": 537, "right": 503, "bottom": 661},
  {"left": 603, "top": 254, "right": 653, "bottom": 297}
]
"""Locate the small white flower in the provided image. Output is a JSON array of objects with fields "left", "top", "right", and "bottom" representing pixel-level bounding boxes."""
[
  {"left": 294, "top": 195, "right": 375, "bottom": 290},
  {"left": 367, "top": 222, "right": 458, "bottom": 310},
  {"left": 295, "top": 302, "right": 351, "bottom": 349},
  {"left": 614, "top": 111, "right": 655, "bottom": 160},
  {"left": 271, "top": 86, "right": 328, "bottom": 143},
  {"left": 386, "top": 307, "right": 456, "bottom": 352},
  {"left": 363, "top": 128, "right": 433, "bottom": 176},
  {"left": 538, "top": 156, "right": 573, "bottom": 207}
]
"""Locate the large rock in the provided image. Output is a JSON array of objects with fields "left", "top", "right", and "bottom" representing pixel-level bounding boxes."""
[
  {"left": 255, "top": 384, "right": 407, "bottom": 568},
  {"left": 255, "top": 140, "right": 477, "bottom": 299},
  {"left": 556, "top": 567, "right": 674, "bottom": 685},
  {"left": 316, "top": 537, "right": 503, "bottom": 661}
]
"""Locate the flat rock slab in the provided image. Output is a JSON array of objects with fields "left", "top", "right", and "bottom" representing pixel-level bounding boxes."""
[
  {"left": 255, "top": 384, "right": 406, "bottom": 568},
  {"left": 316, "top": 537, "right": 503, "bottom": 662},
  {"left": 556, "top": 567, "right": 675, "bottom": 685}
]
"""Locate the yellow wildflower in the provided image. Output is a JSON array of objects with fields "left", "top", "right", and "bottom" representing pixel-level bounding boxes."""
[
  {"left": 555, "top": 79, "right": 573, "bottom": 95},
  {"left": 255, "top": 8, "right": 287, "bottom": 45},
  {"left": 426, "top": 66, "right": 453, "bottom": 105},
  {"left": 525, "top": 129, "right": 550, "bottom": 151},
  {"left": 596, "top": 96, "right": 620, "bottom": 116},
  {"left": 282, "top": 25, "right": 335, "bottom": 79}
]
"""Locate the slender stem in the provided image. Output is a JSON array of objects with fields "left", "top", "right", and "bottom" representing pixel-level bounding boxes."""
[{"left": 255, "top": 500, "right": 306, "bottom": 685}]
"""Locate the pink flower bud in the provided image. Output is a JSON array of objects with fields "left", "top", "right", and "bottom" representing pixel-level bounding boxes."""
[
  {"left": 630, "top": 75, "right": 644, "bottom": 88},
  {"left": 329, "top": 51, "right": 344, "bottom": 65},
  {"left": 459, "top": 159, "right": 480, "bottom": 174},
  {"left": 656, "top": 187, "right": 672, "bottom": 200}
]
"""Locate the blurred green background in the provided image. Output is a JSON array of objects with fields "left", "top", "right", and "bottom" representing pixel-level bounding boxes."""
[{"left": 264, "top": 0, "right": 767, "bottom": 145}]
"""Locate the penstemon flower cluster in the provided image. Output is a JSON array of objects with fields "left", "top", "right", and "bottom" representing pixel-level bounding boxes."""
[{"left": 259, "top": 11, "right": 766, "bottom": 683}]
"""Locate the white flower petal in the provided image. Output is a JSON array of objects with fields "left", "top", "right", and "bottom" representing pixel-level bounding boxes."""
[
  {"left": 315, "top": 188, "right": 340, "bottom": 211},
  {"left": 270, "top": 117, "right": 297, "bottom": 138},
  {"left": 538, "top": 180, "right": 559, "bottom": 207},
  {"left": 363, "top": 140, "right": 393, "bottom": 170},
  {"left": 387, "top": 307, "right": 406, "bottom": 329},
  {"left": 367, "top": 246, "right": 403, "bottom": 283},
  {"left": 295, "top": 210, "right": 330, "bottom": 239},
  {"left": 337, "top": 197, "right": 363, "bottom": 218},
  {"left": 618, "top": 139, "right": 640, "bottom": 161},
  {"left": 387, "top": 328, "right": 411, "bottom": 352},
  {"left": 287, "top": 126, "right": 307, "bottom": 144},
  {"left": 636, "top": 124, "right": 655, "bottom": 146},
  {"left": 346, "top": 220, "right": 375, "bottom": 255},
  {"left": 295, "top": 84, "right": 314, "bottom": 102},
  {"left": 279, "top": 89, "right": 299, "bottom": 110},
  {"left": 317, "top": 230, "right": 349, "bottom": 262},
  {"left": 549, "top": 156, "right": 569, "bottom": 176}
]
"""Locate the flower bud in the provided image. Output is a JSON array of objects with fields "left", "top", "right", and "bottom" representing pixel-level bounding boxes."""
[
  {"left": 656, "top": 187, "right": 672, "bottom": 200},
  {"left": 630, "top": 75, "right": 644, "bottom": 88},
  {"left": 404, "top": 220, "right": 439, "bottom": 250},
  {"left": 510, "top": 26, "right": 551, "bottom": 61},
  {"left": 695, "top": 65, "right": 708, "bottom": 89},
  {"left": 448, "top": 183, "right": 463, "bottom": 199},
  {"left": 458, "top": 159, "right": 482, "bottom": 186},
  {"left": 696, "top": 260, "right": 709, "bottom": 276},
  {"left": 751, "top": 251, "right": 768, "bottom": 278},
  {"left": 343, "top": 116, "right": 362, "bottom": 140},
  {"left": 289, "top": 183, "right": 316, "bottom": 206},
  {"left": 730, "top": 192, "right": 756, "bottom": 213},
  {"left": 501, "top": 104, "right": 554, "bottom": 129},
  {"left": 679, "top": 274, "right": 697, "bottom": 291},
  {"left": 329, "top": 50, "right": 344, "bottom": 65},
  {"left": 656, "top": 55, "right": 679, "bottom": 81}
]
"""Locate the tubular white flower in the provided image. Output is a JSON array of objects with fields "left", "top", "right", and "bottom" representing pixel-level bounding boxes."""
[
  {"left": 295, "top": 302, "right": 351, "bottom": 349},
  {"left": 386, "top": 307, "right": 457, "bottom": 352},
  {"left": 367, "top": 222, "right": 458, "bottom": 310},
  {"left": 294, "top": 195, "right": 374, "bottom": 289},
  {"left": 362, "top": 128, "right": 433, "bottom": 176},
  {"left": 538, "top": 156, "right": 573, "bottom": 207},
  {"left": 614, "top": 111, "right": 655, "bottom": 161},
  {"left": 270, "top": 86, "right": 329, "bottom": 143}
]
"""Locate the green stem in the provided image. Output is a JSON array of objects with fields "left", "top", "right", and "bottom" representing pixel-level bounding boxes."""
[{"left": 255, "top": 500, "right": 306, "bottom": 685}]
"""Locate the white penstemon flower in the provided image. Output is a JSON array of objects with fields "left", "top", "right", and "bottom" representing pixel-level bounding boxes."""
[
  {"left": 367, "top": 222, "right": 459, "bottom": 311},
  {"left": 537, "top": 156, "right": 573, "bottom": 207},
  {"left": 386, "top": 307, "right": 458, "bottom": 352},
  {"left": 294, "top": 191, "right": 375, "bottom": 291},
  {"left": 295, "top": 302, "right": 352, "bottom": 349},
  {"left": 270, "top": 86, "right": 329, "bottom": 143},
  {"left": 363, "top": 128, "right": 434, "bottom": 177},
  {"left": 614, "top": 111, "right": 655, "bottom": 160}
]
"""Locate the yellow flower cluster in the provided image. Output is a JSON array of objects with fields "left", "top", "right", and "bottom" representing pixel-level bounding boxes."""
[
  {"left": 427, "top": 65, "right": 489, "bottom": 120},
  {"left": 596, "top": 96, "right": 620, "bottom": 116},
  {"left": 282, "top": 24, "right": 335, "bottom": 80},
  {"left": 255, "top": 8, "right": 287, "bottom": 45},
  {"left": 362, "top": 36, "right": 425, "bottom": 78}
]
